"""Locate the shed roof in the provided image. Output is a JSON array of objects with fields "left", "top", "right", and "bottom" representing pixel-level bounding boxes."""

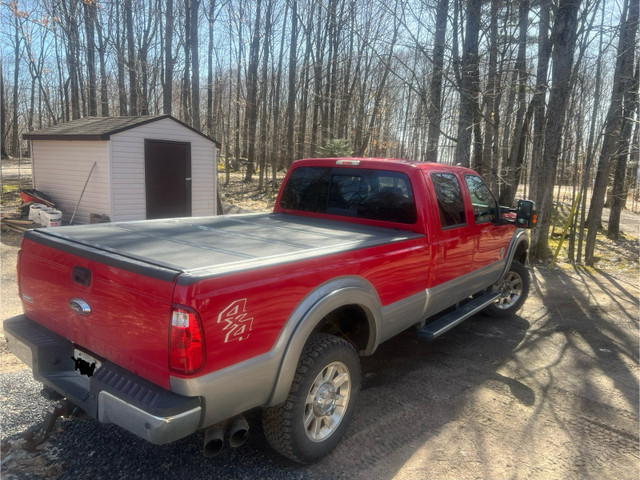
[{"left": 23, "top": 115, "right": 220, "bottom": 147}]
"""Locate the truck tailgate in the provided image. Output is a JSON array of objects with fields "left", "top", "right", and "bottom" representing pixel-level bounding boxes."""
[{"left": 19, "top": 232, "right": 179, "bottom": 389}]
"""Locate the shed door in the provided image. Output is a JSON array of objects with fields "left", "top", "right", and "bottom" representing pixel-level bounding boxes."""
[{"left": 145, "top": 140, "right": 192, "bottom": 219}]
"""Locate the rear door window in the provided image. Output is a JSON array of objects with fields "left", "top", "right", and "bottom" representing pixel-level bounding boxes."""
[{"left": 431, "top": 173, "right": 467, "bottom": 229}]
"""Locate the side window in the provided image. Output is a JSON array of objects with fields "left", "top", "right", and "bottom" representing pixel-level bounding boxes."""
[
  {"left": 431, "top": 173, "right": 467, "bottom": 229},
  {"left": 464, "top": 175, "right": 497, "bottom": 224}
]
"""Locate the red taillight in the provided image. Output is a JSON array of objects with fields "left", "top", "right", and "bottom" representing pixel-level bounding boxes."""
[{"left": 170, "top": 307, "right": 205, "bottom": 374}]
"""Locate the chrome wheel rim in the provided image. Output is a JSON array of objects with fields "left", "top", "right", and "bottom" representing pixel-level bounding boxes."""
[
  {"left": 304, "top": 361, "right": 351, "bottom": 442},
  {"left": 494, "top": 271, "right": 523, "bottom": 310}
]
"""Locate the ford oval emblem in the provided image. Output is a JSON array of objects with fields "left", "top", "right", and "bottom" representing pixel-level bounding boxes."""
[{"left": 69, "top": 298, "right": 92, "bottom": 316}]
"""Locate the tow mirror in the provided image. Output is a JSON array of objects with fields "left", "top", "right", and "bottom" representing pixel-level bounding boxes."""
[{"left": 515, "top": 200, "right": 537, "bottom": 228}]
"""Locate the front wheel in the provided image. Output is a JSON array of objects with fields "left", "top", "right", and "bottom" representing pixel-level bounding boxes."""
[
  {"left": 485, "top": 260, "right": 530, "bottom": 318},
  {"left": 262, "top": 333, "right": 361, "bottom": 463}
]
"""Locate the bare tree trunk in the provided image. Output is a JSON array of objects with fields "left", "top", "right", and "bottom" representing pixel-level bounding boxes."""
[
  {"left": 95, "top": 7, "right": 109, "bottom": 117},
  {"left": 164, "top": 0, "right": 174, "bottom": 115},
  {"left": 84, "top": 1, "right": 98, "bottom": 116},
  {"left": 585, "top": 0, "right": 638, "bottom": 263},
  {"left": 115, "top": 2, "right": 128, "bottom": 116},
  {"left": 271, "top": 0, "right": 288, "bottom": 181},
  {"left": 206, "top": 0, "right": 217, "bottom": 135},
  {"left": 190, "top": 0, "right": 202, "bottom": 130},
  {"left": 1, "top": 63, "right": 7, "bottom": 158},
  {"left": 499, "top": 0, "right": 529, "bottom": 206},
  {"left": 532, "top": 0, "right": 582, "bottom": 261},
  {"left": 607, "top": 61, "right": 639, "bottom": 239},
  {"left": 296, "top": 8, "right": 314, "bottom": 162},
  {"left": 426, "top": 0, "right": 449, "bottom": 162},
  {"left": 310, "top": 1, "right": 325, "bottom": 156},
  {"left": 286, "top": 0, "right": 298, "bottom": 166},
  {"left": 481, "top": 0, "right": 499, "bottom": 180},
  {"left": 125, "top": 0, "right": 138, "bottom": 115},
  {"left": 258, "top": 0, "right": 273, "bottom": 190},
  {"left": 243, "top": 0, "right": 262, "bottom": 182},
  {"left": 454, "top": 0, "right": 481, "bottom": 167},
  {"left": 11, "top": 11, "right": 21, "bottom": 156},
  {"left": 577, "top": 1, "right": 605, "bottom": 263},
  {"left": 355, "top": 5, "right": 399, "bottom": 157}
]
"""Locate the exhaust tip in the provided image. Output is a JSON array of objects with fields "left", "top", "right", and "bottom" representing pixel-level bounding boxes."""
[
  {"left": 228, "top": 415, "right": 249, "bottom": 448},
  {"left": 203, "top": 426, "right": 224, "bottom": 458}
]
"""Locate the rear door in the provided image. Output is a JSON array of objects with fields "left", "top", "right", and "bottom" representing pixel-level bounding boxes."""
[
  {"left": 145, "top": 140, "right": 192, "bottom": 219},
  {"left": 426, "top": 171, "right": 475, "bottom": 285}
]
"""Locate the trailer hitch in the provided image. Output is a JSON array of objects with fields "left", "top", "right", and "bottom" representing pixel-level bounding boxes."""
[{"left": 22, "top": 398, "right": 78, "bottom": 451}]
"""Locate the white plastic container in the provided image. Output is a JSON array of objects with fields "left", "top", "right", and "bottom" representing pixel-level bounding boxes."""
[
  {"left": 39, "top": 208, "right": 62, "bottom": 227},
  {"left": 40, "top": 208, "right": 62, "bottom": 227},
  {"left": 46, "top": 209, "right": 62, "bottom": 227},
  {"left": 29, "top": 204, "right": 45, "bottom": 224}
]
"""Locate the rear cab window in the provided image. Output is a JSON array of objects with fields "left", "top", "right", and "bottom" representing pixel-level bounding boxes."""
[{"left": 279, "top": 167, "right": 417, "bottom": 224}]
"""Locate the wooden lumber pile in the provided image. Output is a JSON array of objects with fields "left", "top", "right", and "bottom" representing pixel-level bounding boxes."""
[{"left": 1, "top": 218, "right": 37, "bottom": 234}]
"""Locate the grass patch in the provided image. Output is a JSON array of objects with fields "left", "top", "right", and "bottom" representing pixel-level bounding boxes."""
[{"left": 548, "top": 202, "right": 639, "bottom": 275}]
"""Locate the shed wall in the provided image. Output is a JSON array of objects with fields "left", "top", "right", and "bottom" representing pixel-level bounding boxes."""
[
  {"left": 31, "top": 140, "right": 110, "bottom": 225},
  {"left": 110, "top": 118, "right": 217, "bottom": 221}
]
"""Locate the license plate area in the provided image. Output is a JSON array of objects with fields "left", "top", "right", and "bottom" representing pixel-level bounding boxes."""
[{"left": 72, "top": 348, "right": 102, "bottom": 377}]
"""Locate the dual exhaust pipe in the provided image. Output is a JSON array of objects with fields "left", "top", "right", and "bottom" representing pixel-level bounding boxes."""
[{"left": 202, "top": 415, "right": 249, "bottom": 458}]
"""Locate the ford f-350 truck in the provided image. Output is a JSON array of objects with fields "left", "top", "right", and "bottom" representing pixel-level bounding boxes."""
[{"left": 4, "top": 157, "right": 536, "bottom": 463}]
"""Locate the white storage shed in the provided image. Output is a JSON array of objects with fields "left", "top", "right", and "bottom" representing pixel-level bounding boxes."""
[{"left": 23, "top": 115, "right": 220, "bottom": 224}]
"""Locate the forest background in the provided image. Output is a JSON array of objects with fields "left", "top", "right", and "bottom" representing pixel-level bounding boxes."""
[{"left": 1, "top": 0, "right": 638, "bottom": 264}]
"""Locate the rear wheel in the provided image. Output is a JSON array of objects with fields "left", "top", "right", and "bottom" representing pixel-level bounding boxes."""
[
  {"left": 262, "top": 333, "right": 361, "bottom": 463},
  {"left": 485, "top": 261, "right": 530, "bottom": 317}
]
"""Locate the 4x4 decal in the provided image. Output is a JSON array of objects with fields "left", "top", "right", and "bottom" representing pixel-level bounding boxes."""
[{"left": 217, "top": 299, "right": 253, "bottom": 343}]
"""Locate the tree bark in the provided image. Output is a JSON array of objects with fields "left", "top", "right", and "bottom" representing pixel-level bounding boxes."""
[
  {"left": 585, "top": 0, "right": 638, "bottom": 263},
  {"left": 532, "top": 0, "right": 582, "bottom": 261},
  {"left": 206, "top": 0, "right": 217, "bottom": 135},
  {"left": 529, "top": 0, "right": 551, "bottom": 200},
  {"left": 243, "top": 0, "right": 262, "bottom": 182},
  {"left": 164, "top": 0, "right": 174, "bottom": 115},
  {"left": 426, "top": 0, "right": 449, "bottom": 162},
  {"left": 84, "top": 1, "right": 98, "bottom": 117},
  {"left": 286, "top": 0, "right": 298, "bottom": 166},
  {"left": 190, "top": 0, "right": 202, "bottom": 130},
  {"left": 454, "top": 0, "right": 481, "bottom": 168},
  {"left": 125, "top": 0, "right": 138, "bottom": 115},
  {"left": 607, "top": 60, "right": 639, "bottom": 239},
  {"left": 499, "top": 0, "right": 529, "bottom": 206},
  {"left": 577, "top": 0, "right": 605, "bottom": 263}
]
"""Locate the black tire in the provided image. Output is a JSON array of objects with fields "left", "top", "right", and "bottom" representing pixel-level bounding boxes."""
[
  {"left": 262, "top": 333, "right": 361, "bottom": 463},
  {"left": 485, "top": 260, "right": 530, "bottom": 318}
]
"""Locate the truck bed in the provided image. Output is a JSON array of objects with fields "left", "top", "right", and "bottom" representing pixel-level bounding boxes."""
[{"left": 28, "top": 213, "right": 424, "bottom": 279}]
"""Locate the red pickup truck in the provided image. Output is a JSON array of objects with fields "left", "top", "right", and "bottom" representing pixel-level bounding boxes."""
[{"left": 4, "top": 157, "right": 535, "bottom": 463}]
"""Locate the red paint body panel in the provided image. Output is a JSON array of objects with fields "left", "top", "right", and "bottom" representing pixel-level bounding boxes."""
[
  {"left": 172, "top": 237, "right": 429, "bottom": 376},
  {"left": 19, "top": 237, "right": 175, "bottom": 389}
]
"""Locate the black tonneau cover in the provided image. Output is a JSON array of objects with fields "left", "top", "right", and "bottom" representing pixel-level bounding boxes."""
[{"left": 26, "top": 213, "right": 423, "bottom": 281}]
